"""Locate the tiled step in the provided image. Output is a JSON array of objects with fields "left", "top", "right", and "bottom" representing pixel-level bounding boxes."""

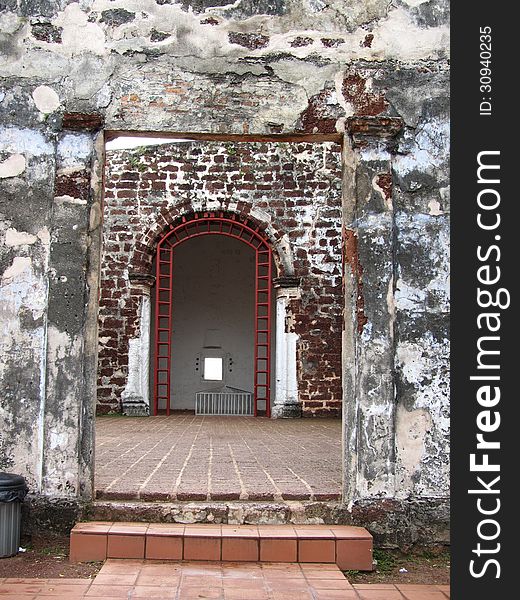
[{"left": 70, "top": 522, "right": 373, "bottom": 571}]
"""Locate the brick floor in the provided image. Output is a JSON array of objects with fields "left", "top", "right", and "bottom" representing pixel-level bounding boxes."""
[
  {"left": 0, "top": 562, "right": 451, "bottom": 599},
  {"left": 95, "top": 415, "right": 342, "bottom": 501}
]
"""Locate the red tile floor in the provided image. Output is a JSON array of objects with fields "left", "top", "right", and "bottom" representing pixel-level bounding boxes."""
[
  {"left": 0, "top": 560, "right": 450, "bottom": 599},
  {"left": 95, "top": 415, "right": 342, "bottom": 501}
]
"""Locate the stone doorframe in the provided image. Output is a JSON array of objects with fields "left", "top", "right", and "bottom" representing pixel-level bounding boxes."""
[{"left": 76, "top": 120, "right": 403, "bottom": 506}]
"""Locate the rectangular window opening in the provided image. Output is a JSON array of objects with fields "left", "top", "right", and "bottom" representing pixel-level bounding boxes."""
[{"left": 203, "top": 357, "right": 223, "bottom": 381}]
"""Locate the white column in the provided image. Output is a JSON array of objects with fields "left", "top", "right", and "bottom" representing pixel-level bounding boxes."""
[
  {"left": 272, "top": 286, "right": 300, "bottom": 418},
  {"left": 121, "top": 281, "right": 152, "bottom": 416}
]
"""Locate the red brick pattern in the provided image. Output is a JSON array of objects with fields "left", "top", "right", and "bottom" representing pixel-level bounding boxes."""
[
  {"left": 99, "top": 141, "right": 343, "bottom": 416},
  {"left": 95, "top": 415, "right": 341, "bottom": 501},
  {"left": 0, "top": 564, "right": 450, "bottom": 599}
]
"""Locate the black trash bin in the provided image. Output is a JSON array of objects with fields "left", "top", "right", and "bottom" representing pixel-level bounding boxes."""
[{"left": 0, "top": 472, "right": 28, "bottom": 558}]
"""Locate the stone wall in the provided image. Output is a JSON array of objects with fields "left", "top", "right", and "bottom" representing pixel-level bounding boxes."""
[{"left": 0, "top": 0, "right": 450, "bottom": 546}]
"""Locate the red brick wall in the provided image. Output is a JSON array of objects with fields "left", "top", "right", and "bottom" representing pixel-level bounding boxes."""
[{"left": 99, "top": 140, "right": 343, "bottom": 416}]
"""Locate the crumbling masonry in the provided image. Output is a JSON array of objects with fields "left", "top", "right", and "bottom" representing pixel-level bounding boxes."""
[
  {"left": 100, "top": 141, "right": 343, "bottom": 417},
  {"left": 0, "top": 0, "right": 449, "bottom": 547}
]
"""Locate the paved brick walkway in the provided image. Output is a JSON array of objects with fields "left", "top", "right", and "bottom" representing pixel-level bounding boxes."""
[
  {"left": 95, "top": 415, "right": 342, "bottom": 501},
  {"left": 0, "top": 561, "right": 450, "bottom": 599}
]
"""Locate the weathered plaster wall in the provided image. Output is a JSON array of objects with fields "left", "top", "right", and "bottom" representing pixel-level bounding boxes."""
[
  {"left": 0, "top": 127, "right": 52, "bottom": 487},
  {"left": 0, "top": 119, "right": 102, "bottom": 498},
  {"left": 342, "top": 112, "right": 450, "bottom": 545},
  {"left": 0, "top": 0, "right": 449, "bottom": 545}
]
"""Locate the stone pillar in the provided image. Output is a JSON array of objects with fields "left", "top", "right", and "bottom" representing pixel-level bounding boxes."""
[
  {"left": 272, "top": 277, "right": 301, "bottom": 418},
  {"left": 343, "top": 116, "right": 404, "bottom": 502},
  {"left": 121, "top": 273, "right": 155, "bottom": 416},
  {"left": 43, "top": 132, "right": 92, "bottom": 495},
  {"left": 41, "top": 113, "right": 104, "bottom": 498}
]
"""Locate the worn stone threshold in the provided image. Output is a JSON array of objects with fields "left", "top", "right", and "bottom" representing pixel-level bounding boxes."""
[
  {"left": 95, "top": 490, "right": 342, "bottom": 502},
  {"left": 89, "top": 499, "right": 350, "bottom": 526}
]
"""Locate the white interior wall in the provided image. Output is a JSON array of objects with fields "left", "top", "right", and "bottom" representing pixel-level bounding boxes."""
[{"left": 168, "top": 235, "right": 255, "bottom": 410}]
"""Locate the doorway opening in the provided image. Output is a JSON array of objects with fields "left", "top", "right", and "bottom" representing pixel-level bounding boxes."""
[
  {"left": 95, "top": 136, "right": 344, "bottom": 504},
  {"left": 151, "top": 213, "right": 274, "bottom": 417}
]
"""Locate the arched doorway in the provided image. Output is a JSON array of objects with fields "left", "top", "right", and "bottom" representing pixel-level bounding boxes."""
[{"left": 152, "top": 212, "right": 273, "bottom": 416}]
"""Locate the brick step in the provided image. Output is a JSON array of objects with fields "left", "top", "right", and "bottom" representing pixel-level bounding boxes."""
[{"left": 70, "top": 522, "right": 373, "bottom": 571}]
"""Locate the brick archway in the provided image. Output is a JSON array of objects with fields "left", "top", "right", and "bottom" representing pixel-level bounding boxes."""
[
  {"left": 130, "top": 207, "right": 295, "bottom": 281},
  {"left": 152, "top": 211, "right": 274, "bottom": 416}
]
